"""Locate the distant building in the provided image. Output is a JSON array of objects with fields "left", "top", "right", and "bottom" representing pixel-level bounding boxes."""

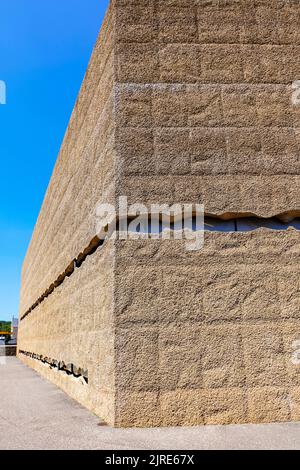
[{"left": 11, "top": 316, "right": 18, "bottom": 342}]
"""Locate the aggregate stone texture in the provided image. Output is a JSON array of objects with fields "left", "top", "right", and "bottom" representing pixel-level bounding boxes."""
[{"left": 18, "top": 0, "right": 300, "bottom": 427}]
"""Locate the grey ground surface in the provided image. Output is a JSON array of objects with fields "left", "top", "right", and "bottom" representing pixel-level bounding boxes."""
[{"left": 1, "top": 357, "right": 300, "bottom": 450}]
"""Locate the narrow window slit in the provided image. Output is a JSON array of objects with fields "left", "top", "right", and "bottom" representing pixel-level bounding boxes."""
[{"left": 20, "top": 213, "right": 300, "bottom": 321}]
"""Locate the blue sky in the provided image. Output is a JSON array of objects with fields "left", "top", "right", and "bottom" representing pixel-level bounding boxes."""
[{"left": 0, "top": 0, "right": 109, "bottom": 321}]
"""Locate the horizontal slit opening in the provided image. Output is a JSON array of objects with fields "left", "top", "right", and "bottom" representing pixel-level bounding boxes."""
[{"left": 20, "top": 212, "right": 300, "bottom": 321}]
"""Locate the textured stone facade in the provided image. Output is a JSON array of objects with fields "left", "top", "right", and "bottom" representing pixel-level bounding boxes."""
[{"left": 19, "top": 0, "right": 300, "bottom": 427}]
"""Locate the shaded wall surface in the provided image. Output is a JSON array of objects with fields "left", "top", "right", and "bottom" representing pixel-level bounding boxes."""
[{"left": 19, "top": 0, "right": 300, "bottom": 427}]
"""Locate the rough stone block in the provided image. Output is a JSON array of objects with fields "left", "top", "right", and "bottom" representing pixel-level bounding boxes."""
[{"left": 158, "top": 2, "right": 198, "bottom": 43}]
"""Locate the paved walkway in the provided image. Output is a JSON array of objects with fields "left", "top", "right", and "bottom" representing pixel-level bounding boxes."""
[{"left": 1, "top": 358, "right": 300, "bottom": 450}]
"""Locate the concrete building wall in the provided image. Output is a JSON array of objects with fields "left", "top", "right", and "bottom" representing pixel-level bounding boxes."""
[
  {"left": 19, "top": 0, "right": 300, "bottom": 427},
  {"left": 114, "top": 233, "right": 300, "bottom": 426},
  {"left": 19, "top": 242, "right": 116, "bottom": 425},
  {"left": 18, "top": 4, "right": 117, "bottom": 425},
  {"left": 112, "top": 0, "right": 300, "bottom": 426}
]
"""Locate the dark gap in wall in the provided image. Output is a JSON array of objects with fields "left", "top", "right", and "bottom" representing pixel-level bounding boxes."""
[
  {"left": 123, "top": 214, "right": 300, "bottom": 233},
  {"left": 76, "top": 236, "right": 104, "bottom": 268}
]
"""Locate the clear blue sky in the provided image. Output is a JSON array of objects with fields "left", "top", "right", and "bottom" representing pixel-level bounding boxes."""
[{"left": 0, "top": 0, "right": 109, "bottom": 321}]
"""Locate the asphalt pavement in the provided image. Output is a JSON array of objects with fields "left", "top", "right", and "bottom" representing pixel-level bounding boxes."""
[{"left": 1, "top": 358, "right": 300, "bottom": 450}]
